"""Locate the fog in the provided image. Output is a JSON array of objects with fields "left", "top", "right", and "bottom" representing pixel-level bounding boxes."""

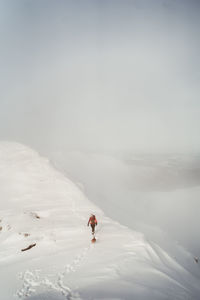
[
  {"left": 49, "top": 150, "right": 200, "bottom": 256},
  {"left": 1, "top": 0, "right": 200, "bottom": 254}
]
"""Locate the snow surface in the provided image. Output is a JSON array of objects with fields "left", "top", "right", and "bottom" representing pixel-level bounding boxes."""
[{"left": 0, "top": 142, "right": 200, "bottom": 300}]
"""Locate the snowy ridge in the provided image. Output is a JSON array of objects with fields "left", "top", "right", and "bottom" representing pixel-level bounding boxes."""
[{"left": 0, "top": 142, "right": 199, "bottom": 300}]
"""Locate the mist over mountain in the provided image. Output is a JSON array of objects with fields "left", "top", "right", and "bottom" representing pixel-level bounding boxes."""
[
  {"left": 0, "top": 1, "right": 200, "bottom": 298},
  {"left": 49, "top": 150, "right": 200, "bottom": 256}
]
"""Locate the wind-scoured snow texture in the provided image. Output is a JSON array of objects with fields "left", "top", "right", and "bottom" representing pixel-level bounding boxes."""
[{"left": 0, "top": 142, "right": 199, "bottom": 300}]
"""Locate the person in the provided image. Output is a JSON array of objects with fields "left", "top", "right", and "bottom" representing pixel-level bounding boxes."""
[{"left": 87, "top": 214, "right": 98, "bottom": 234}]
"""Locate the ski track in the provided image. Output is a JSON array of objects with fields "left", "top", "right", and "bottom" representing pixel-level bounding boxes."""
[
  {"left": 15, "top": 192, "right": 96, "bottom": 300},
  {"left": 16, "top": 239, "right": 93, "bottom": 299}
]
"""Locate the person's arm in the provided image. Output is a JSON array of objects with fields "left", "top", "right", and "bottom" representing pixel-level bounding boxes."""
[{"left": 87, "top": 218, "right": 90, "bottom": 226}]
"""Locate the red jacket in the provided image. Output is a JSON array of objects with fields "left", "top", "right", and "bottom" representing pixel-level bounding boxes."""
[{"left": 88, "top": 215, "right": 97, "bottom": 226}]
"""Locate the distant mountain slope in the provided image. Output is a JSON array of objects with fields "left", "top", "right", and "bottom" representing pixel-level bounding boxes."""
[{"left": 0, "top": 142, "right": 199, "bottom": 300}]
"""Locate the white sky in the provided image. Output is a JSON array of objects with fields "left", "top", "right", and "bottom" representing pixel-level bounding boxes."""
[{"left": 0, "top": 0, "right": 200, "bottom": 153}]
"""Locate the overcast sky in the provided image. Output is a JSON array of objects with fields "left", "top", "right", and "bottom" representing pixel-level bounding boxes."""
[{"left": 0, "top": 0, "right": 200, "bottom": 153}]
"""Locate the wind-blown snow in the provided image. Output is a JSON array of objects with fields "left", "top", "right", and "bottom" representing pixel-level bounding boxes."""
[{"left": 0, "top": 142, "right": 199, "bottom": 300}]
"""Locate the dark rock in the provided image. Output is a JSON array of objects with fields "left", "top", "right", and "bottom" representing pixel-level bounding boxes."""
[{"left": 21, "top": 243, "right": 36, "bottom": 252}]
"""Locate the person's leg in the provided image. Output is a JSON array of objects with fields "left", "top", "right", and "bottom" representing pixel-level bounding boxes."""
[{"left": 91, "top": 224, "right": 95, "bottom": 234}]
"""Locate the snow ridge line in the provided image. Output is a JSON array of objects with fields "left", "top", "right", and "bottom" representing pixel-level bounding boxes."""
[{"left": 16, "top": 246, "right": 92, "bottom": 299}]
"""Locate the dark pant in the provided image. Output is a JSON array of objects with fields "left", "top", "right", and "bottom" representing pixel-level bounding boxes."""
[{"left": 91, "top": 224, "right": 95, "bottom": 233}]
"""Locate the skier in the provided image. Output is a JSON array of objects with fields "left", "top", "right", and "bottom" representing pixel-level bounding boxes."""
[{"left": 87, "top": 214, "right": 98, "bottom": 234}]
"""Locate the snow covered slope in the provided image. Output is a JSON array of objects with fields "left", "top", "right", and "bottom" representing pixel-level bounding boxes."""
[{"left": 0, "top": 142, "right": 199, "bottom": 300}]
